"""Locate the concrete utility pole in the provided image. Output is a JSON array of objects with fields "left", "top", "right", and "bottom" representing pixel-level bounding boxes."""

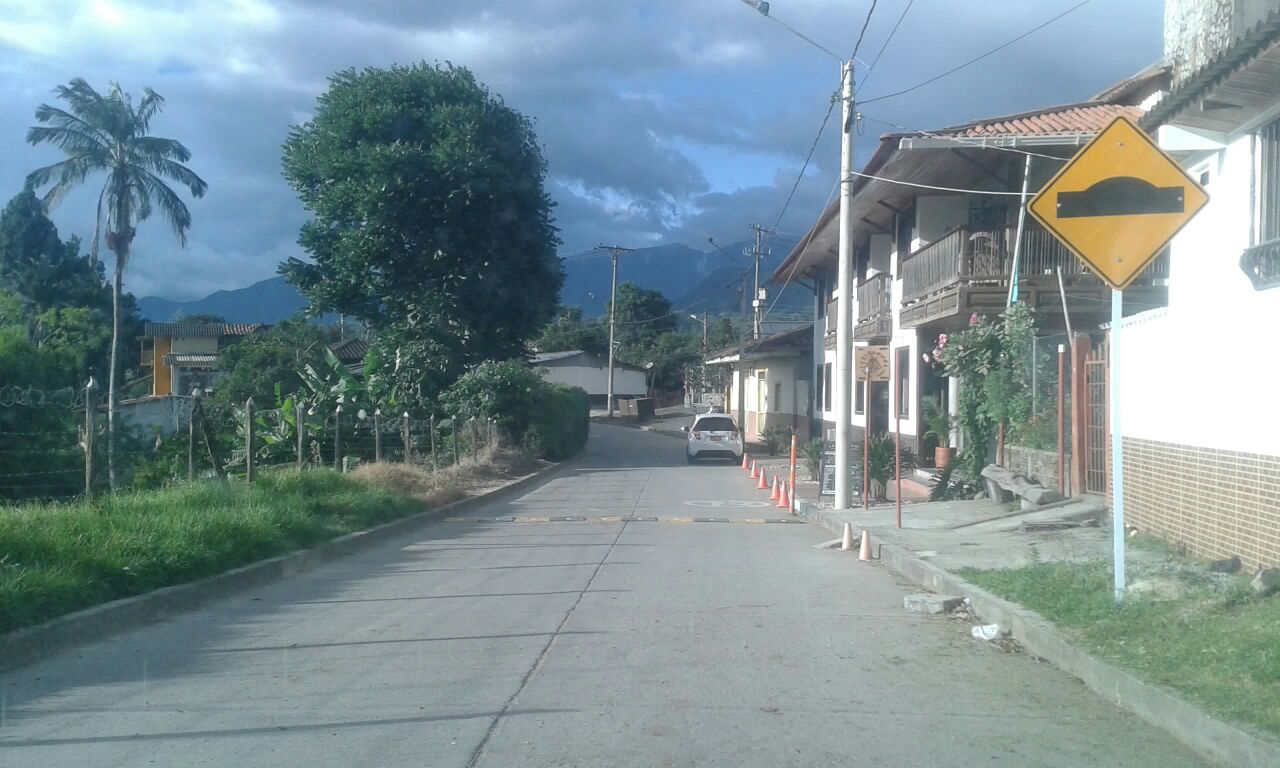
[
  {"left": 749, "top": 224, "right": 773, "bottom": 340},
  {"left": 597, "top": 244, "right": 634, "bottom": 418},
  {"left": 834, "top": 59, "right": 856, "bottom": 511},
  {"left": 737, "top": 270, "right": 748, "bottom": 430}
]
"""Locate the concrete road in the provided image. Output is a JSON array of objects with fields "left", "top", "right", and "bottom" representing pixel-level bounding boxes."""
[{"left": 1, "top": 425, "right": 1207, "bottom": 767}]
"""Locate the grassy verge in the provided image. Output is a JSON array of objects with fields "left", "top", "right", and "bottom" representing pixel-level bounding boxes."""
[
  {"left": 960, "top": 560, "right": 1280, "bottom": 738},
  {"left": 0, "top": 469, "right": 423, "bottom": 634}
]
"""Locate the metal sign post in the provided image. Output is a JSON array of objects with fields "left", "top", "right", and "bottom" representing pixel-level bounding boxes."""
[
  {"left": 1110, "top": 289, "right": 1125, "bottom": 601},
  {"left": 1027, "top": 116, "right": 1208, "bottom": 602}
]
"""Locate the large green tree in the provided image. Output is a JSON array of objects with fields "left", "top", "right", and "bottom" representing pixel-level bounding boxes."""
[
  {"left": 212, "top": 318, "right": 337, "bottom": 409},
  {"left": 280, "top": 63, "right": 562, "bottom": 402},
  {"left": 25, "top": 79, "right": 207, "bottom": 490},
  {"left": 533, "top": 306, "right": 608, "bottom": 357}
]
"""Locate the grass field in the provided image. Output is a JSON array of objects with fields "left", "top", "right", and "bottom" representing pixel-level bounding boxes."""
[
  {"left": 961, "top": 560, "right": 1280, "bottom": 738},
  {"left": 0, "top": 469, "right": 423, "bottom": 634}
]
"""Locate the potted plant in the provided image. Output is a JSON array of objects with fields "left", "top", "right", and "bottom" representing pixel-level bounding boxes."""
[{"left": 922, "top": 399, "right": 954, "bottom": 470}]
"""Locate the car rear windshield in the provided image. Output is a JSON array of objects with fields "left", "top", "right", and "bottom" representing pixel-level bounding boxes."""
[{"left": 694, "top": 417, "right": 736, "bottom": 432}]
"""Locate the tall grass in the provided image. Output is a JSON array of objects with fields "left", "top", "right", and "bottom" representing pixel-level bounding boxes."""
[{"left": 0, "top": 469, "right": 422, "bottom": 634}]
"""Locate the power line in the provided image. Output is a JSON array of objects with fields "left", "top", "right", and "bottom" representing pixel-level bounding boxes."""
[
  {"left": 760, "top": 173, "right": 842, "bottom": 326},
  {"left": 845, "top": 169, "right": 1029, "bottom": 196},
  {"left": 860, "top": 0, "right": 915, "bottom": 89},
  {"left": 850, "top": 0, "right": 878, "bottom": 63},
  {"left": 774, "top": 85, "right": 840, "bottom": 231},
  {"left": 858, "top": 0, "right": 1094, "bottom": 106}
]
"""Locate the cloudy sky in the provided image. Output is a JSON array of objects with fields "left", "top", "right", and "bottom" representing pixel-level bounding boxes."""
[{"left": 0, "top": 0, "right": 1164, "bottom": 300}]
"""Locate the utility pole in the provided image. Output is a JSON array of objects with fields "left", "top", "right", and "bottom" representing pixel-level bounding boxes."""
[
  {"left": 834, "top": 59, "right": 856, "bottom": 511},
  {"left": 737, "top": 269, "right": 748, "bottom": 431},
  {"left": 597, "top": 244, "right": 634, "bottom": 418},
  {"left": 748, "top": 224, "right": 773, "bottom": 340}
]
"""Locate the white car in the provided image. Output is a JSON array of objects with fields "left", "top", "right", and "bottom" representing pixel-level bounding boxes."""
[{"left": 682, "top": 413, "right": 744, "bottom": 464}]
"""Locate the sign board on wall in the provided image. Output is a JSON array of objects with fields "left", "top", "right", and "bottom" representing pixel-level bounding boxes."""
[{"left": 856, "top": 346, "right": 890, "bottom": 382}]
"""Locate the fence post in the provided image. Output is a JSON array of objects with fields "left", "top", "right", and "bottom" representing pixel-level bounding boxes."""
[
  {"left": 189, "top": 390, "right": 199, "bottom": 481},
  {"left": 245, "top": 397, "right": 255, "bottom": 483},
  {"left": 1070, "top": 333, "right": 1089, "bottom": 495},
  {"left": 374, "top": 409, "right": 383, "bottom": 462},
  {"left": 403, "top": 412, "right": 411, "bottom": 463},
  {"left": 84, "top": 376, "right": 96, "bottom": 499},
  {"left": 333, "top": 405, "right": 342, "bottom": 471},
  {"left": 470, "top": 419, "right": 477, "bottom": 461},
  {"left": 1057, "top": 344, "right": 1066, "bottom": 496},
  {"left": 453, "top": 416, "right": 460, "bottom": 466},
  {"left": 296, "top": 399, "right": 306, "bottom": 470},
  {"left": 429, "top": 413, "right": 437, "bottom": 471}
]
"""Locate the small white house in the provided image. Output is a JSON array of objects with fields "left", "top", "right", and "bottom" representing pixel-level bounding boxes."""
[{"left": 530, "top": 350, "right": 647, "bottom": 405}]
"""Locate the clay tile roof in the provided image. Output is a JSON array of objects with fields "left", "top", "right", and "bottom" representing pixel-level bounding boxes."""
[
  {"left": 936, "top": 102, "right": 1144, "bottom": 138},
  {"left": 144, "top": 322, "right": 265, "bottom": 337}
]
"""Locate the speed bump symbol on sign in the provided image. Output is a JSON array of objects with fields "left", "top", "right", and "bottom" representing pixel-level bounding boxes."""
[{"left": 1028, "top": 116, "right": 1208, "bottom": 290}]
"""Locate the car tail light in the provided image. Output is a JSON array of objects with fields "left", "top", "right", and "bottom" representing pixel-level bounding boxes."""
[
  {"left": 731, "top": 431, "right": 739, "bottom": 441},
  {"left": 691, "top": 431, "right": 702, "bottom": 439}
]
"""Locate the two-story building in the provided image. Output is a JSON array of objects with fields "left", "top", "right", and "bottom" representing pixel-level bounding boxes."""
[
  {"left": 140, "top": 321, "right": 265, "bottom": 397},
  {"left": 776, "top": 93, "right": 1168, "bottom": 466}
]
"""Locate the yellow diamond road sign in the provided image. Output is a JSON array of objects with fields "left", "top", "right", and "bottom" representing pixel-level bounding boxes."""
[{"left": 1028, "top": 116, "right": 1208, "bottom": 290}]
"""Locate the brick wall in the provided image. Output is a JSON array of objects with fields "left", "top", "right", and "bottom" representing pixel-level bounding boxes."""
[{"left": 1123, "top": 436, "right": 1280, "bottom": 570}]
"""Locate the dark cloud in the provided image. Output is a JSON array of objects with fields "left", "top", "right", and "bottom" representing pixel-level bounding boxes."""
[{"left": 0, "top": 0, "right": 1164, "bottom": 300}]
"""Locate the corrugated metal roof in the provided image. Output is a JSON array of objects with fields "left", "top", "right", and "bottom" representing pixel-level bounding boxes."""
[
  {"left": 1140, "top": 9, "right": 1280, "bottom": 132},
  {"left": 144, "top": 322, "right": 264, "bottom": 337},
  {"left": 162, "top": 353, "right": 219, "bottom": 366},
  {"left": 329, "top": 338, "right": 369, "bottom": 363},
  {"left": 530, "top": 350, "right": 585, "bottom": 364},
  {"left": 937, "top": 103, "right": 1143, "bottom": 138}
]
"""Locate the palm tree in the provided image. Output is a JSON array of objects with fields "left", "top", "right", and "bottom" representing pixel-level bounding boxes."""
[{"left": 26, "top": 79, "right": 207, "bottom": 490}]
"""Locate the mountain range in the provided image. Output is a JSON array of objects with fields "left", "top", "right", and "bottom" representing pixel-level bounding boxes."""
[{"left": 137, "top": 239, "right": 813, "bottom": 325}]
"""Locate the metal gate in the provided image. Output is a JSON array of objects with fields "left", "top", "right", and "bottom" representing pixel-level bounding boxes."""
[{"left": 1084, "top": 339, "right": 1109, "bottom": 495}]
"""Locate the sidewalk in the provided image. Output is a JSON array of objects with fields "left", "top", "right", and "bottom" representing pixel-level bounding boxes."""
[{"left": 759, "top": 475, "right": 1280, "bottom": 768}]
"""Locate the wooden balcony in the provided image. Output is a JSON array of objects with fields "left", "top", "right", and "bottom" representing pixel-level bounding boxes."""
[
  {"left": 854, "top": 274, "right": 892, "bottom": 341},
  {"left": 899, "top": 224, "right": 1169, "bottom": 329}
]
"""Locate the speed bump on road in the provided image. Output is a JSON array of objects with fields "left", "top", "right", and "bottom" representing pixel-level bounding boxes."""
[{"left": 441, "top": 516, "right": 806, "bottom": 526}]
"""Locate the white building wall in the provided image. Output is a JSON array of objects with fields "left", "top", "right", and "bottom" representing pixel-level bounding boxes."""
[
  {"left": 171, "top": 336, "right": 219, "bottom": 354},
  {"left": 537, "top": 363, "right": 646, "bottom": 397},
  {"left": 1121, "top": 131, "right": 1280, "bottom": 454}
]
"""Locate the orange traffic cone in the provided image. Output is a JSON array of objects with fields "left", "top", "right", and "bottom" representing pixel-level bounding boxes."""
[
  {"left": 859, "top": 530, "right": 872, "bottom": 561},
  {"left": 741, "top": 453, "right": 750, "bottom": 470},
  {"left": 769, "top": 475, "right": 780, "bottom": 501},
  {"left": 777, "top": 480, "right": 790, "bottom": 509},
  {"left": 749, "top": 460, "right": 759, "bottom": 480},
  {"left": 757, "top": 469, "right": 769, "bottom": 490}
]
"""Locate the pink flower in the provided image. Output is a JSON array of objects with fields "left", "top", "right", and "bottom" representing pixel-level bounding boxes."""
[
  {"left": 969, "top": 313, "right": 980, "bottom": 326},
  {"left": 938, "top": 333, "right": 948, "bottom": 344},
  {"left": 922, "top": 353, "right": 930, "bottom": 364}
]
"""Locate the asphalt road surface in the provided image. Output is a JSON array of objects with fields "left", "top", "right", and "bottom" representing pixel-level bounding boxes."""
[{"left": 1, "top": 424, "right": 1208, "bottom": 767}]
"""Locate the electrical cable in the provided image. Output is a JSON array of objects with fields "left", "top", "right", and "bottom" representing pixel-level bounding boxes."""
[
  {"left": 850, "top": 0, "right": 878, "bottom": 64},
  {"left": 844, "top": 170, "right": 1029, "bottom": 195},
  {"left": 858, "top": 0, "right": 1094, "bottom": 106},
  {"left": 860, "top": 0, "right": 915, "bottom": 90},
  {"left": 774, "top": 87, "right": 840, "bottom": 231},
  {"left": 759, "top": 173, "right": 842, "bottom": 328}
]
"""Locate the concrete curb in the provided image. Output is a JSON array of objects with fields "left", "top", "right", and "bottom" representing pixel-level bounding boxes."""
[
  {"left": 795, "top": 498, "right": 1280, "bottom": 768},
  {"left": 0, "top": 457, "right": 580, "bottom": 673}
]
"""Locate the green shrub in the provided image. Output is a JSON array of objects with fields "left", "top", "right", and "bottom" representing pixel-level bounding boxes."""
[
  {"left": 800, "top": 437, "right": 825, "bottom": 480},
  {"left": 760, "top": 424, "right": 794, "bottom": 456},
  {"left": 527, "top": 384, "right": 589, "bottom": 460}
]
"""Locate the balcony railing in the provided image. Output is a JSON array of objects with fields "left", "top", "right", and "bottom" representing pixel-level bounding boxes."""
[
  {"left": 855, "top": 273, "right": 892, "bottom": 340},
  {"left": 1241, "top": 238, "right": 1280, "bottom": 291},
  {"left": 900, "top": 224, "right": 1169, "bottom": 306}
]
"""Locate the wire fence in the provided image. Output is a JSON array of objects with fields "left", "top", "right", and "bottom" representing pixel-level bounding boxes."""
[{"left": 0, "top": 388, "right": 504, "bottom": 504}]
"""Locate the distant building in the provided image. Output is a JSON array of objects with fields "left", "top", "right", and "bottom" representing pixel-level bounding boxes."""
[
  {"left": 140, "top": 322, "right": 265, "bottom": 398},
  {"left": 705, "top": 325, "right": 814, "bottom": 443},
  {"left": 328, "top": 337, "right": 369, "bottom": 375},
  {"left": 529, "top": 350, "right": 646, "bottom": 405}
]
